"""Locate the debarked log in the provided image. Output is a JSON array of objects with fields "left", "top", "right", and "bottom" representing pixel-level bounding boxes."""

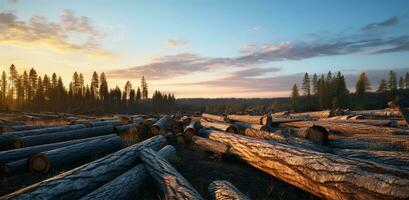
[
  {"left": 227, "top": 114, "right": 271, "bottom": 126},
  {"left": 202, "top": 113, "right": 226, "bottom": 123},
  {"left": 79, "top": 145, "right": 176, "bottom": 200},
  {"left": 140, "top": 148, "right": 205, "bottom": 200},
  {"left": 319, "top": 119, "right": 398, "bottom": 127},
  {"left": 12, "top": 125, "right": 115, "bottom": 148},
  {"left": 0, "top": 135, "right": 166, "bottom": 200},
  {"left": 233, "top": 121, "right": 269, "bottom": 133},
  {"left": 208, "top": 180, "right": 250, "bottom": 200},
  {"left": 191, "top": 136, "right": 229, "bottom": 154},
  {"left": 201, "top": 129, "right": 409, "bottom": 200},
  {"left": 200, "top": 119, "right": 238, "bottom": 134},
  {"left": 28, "top": 135, "right": 123, "bottom": 173}
]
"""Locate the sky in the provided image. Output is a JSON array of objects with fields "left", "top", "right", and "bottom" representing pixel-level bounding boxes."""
[{"left": 0, "top": 0, "right": 409, "bottom": 98}]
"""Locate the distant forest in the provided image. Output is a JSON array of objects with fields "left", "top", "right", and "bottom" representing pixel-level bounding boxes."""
[
  {"left": 0, "top": 64, "right": 176, "bottom": 113},
  {"left": 1, "top": 64, "right": 408, "bottom": 114}
]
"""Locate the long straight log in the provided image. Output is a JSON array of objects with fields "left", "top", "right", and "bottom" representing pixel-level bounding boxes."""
[
  {"left": 13, "top": 125, "right": 115, "bottom": 148},
  {"left": 347, "top": 109, "right": 402, "bottom": 118},
  {"left": 201, "top": 129, "right": 409, "bottom": 200},
  {"left": 208, "top": 180, "right": 250, "bottom": 200},
  {"left": 1, "top": 125, "right": 50, "bottom": 133},
  {"left": 227, "top": 114, "right": 271, "bottom": 126},
  {"left": 0, "top": 134, "right": 118, "bottom": 164},
  {"left": 319, "top": 119, "right": 397, "bottom": 127},
  {"left": 0, "top": 125, "right": 87, "bottom": 150},
  {"left": 282, "top": 121, "right": 409, "bottom": 135},
  {"left": 329, "top": 133, "right": 409, "bottom": 151},
  {"left": 151, "top": 115, "right": 171, "bottom": 135},
  {"left": 191, "top": 136, "right": 229, "bottom": 154},
  {"left": 88, "top": 120, "right": 122, "bottom": 127},
  {"left": 0, "top": 159, "right": 27, "bottom": 175},
  {"left": 28, "top": 136, "right": 123, "bottom": 173},
  {"left": 233, "top": 121, "right": 269, "bottom": 133},
  {"left": 79, "top": 145, "right": 176, "bottom": 200},
  {"left": 202, "top": 113, "right": 226, "bottom": 122},
  {"left": 289, "top": 110, "right": 334, "bottom": 118},
  {"left": 0, "top": 135, "right": 166, "bottom": 200},
  {"left": 201, "top": 119, "right": 238, "bottom": 134},
  {"left": 140, "top": 148, "right": 205, "bottom": 200}
]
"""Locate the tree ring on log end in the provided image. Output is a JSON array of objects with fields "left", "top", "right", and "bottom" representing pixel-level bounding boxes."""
[
  {"left": 306, "top": 125, "right": 329, "bottom": 145},
  {"left": 262, "top": 115, "right": 272, "bottom": 126},
  {"left": 28, "top": 153, "right": 50, "bottom": 173}
]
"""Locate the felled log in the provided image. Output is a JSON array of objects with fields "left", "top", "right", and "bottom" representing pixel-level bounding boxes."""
[
  {"left": 208, "top": 180, "right": 250, "bottom": 200},
  {"left": 114, "top": 123, "right": 141, "bottom": 134},
  {"left": 202, "top": 113, "right": 226, "bottom": 122},
  {"left": 0, "top": 125, "right": 87, "bottom": 150},
  {"left": 183, "top": 121, "right": 201, "bottom": 143},
  {"left": 140, "top": 148, "right": 205, "bottom": 200},
  {"left": 88, "top": 120, "right": 122, "bottom": 127},
  {"left": 289, "top": 110, "right": 335, "bottom": 119},
  {"left": 170, "top": 121, "right": 184, "bottom": 134},
  {"left": 233, "top": 121, "right": 269, "bottom": 133},
  {"left": 0, "top": 135, "right": 166, "bottom": 200},
  {"left": 287, "top": 126, "right": 329, "bottom": 145},
  {"left": 201, "top": 119, "right": 238, "bottom": 134},
  {"left": 151, "top": 115, "right": 171, "bottom": 135},
  {"left": 282, "top": 121, "right": 409, "bottom": 135},
  {"left": 79, "top": 145, "right": 176, "bottom": 200},
  {"left": 1, "top": 159, "right": 27, "bottom": 175},
  {"left": 227, "top": 114, "right": 271, "bottom": 126},
  {"left": 319, "top": 119, "right": 397, "bottom": 127},
  {"left": 269, "top": 118, "right": 313, "bottom": 126},
  {"left": 346, "top": 109, "right": 402, "bottom": 118},
  {"left": 0, "top": 134, "right": 117, "bottom": 164},
  {"left": 191, "top": 136, "right": 229, "bottom": 154},
  {"left": 201, "top": 129, "right": 409, "bottom": 200},
  {"left": 1, "top": 125, "right": 49, "bottom": 133},
  {"left": 329, "top": 134, "right": 409, "bottom": 151},
  {"left": 181, "top": 116, "right": 191, "bottom": 125},
  {"left": 145, "top": 118, "right": 158, "bottom": 125},
  {"left": 28, "top": 135, "right": 123, "bottom": 173},
  {"left": 12, "top": 125, "right": 115, "bottom": 148}
]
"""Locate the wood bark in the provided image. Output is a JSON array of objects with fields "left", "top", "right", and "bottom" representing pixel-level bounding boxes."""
[
  {"left": 79, "top": 145, "right": 176, "bottom": 200},
  {"left": 201, "top": 119, "right": 238, "bottom": 134},
  {"left": 28, "top": 136, "right": 123, "bottom": 173},
  {"left": 329, "top": 133, "right": 409, "bottom": 152},
  {"left": 114, "top": 123, "right": 141, "bottom": 134},
  {"left": 346, "top": 109, "right": 402, "bottom": 118},
  {"left": 183, "top": 121, "right": 201, "bottom": 143},
  {"left": 145, "top": 118, "right": 158, "bottom": 125},
  {"left": 151, "top": 115, "right": 171, "bottom": 135},
  {"left": 170, "top": 121, "right": 184, "bottom": 134},
  {"left": 88, "top": 120, "right": 123, "bottom": 127},
  {"left": 319, "top": 119, "right": 397, "bottom": 127},
  {"left": 140, "top": 148, "right": 205, "bottom": 200},
  {"left": 286, "top": 126, "right": 329, "bottom": 145},
  {"left": 13, "top": 125, "right": 115, "bottom": 148},
  {"left": 208, "top": 180, "right": 250, "bottom": 200},
  {"left": 202, "top": 113, "right": 226, "bottom": 122},
  {"left": 1, "top": 125, "right": 50, "bottom": 133},
  {"left": 289, "top": 110, "right": 336, "bottom": 119},
  {"left": 0, "top": 125, "right": 87, "bottom": 150},
  {"left": 227, "top": 115, "right": 271, "bottom": 126},
  {"left": 201, "top": 129, "right": 409, "bottom": 200},
  {"left": 282, "top": 121, "right": 409, "bottom": 135},
  {"left": 0, "top": 135, "right": 166, "bottom": 200},
  {"left": 181, "top": 116, "right": 191, "bottom": 125},
  {"left": 1, "top": 159, "right": 27, "bottom": 175},
  {"left": 191, "top": 136, "right": 229, "bottom": 154},
  {"left": 0, "top": 134, "right": 117, "bottom": 164},
  {"left": 232, "top": 121, "right": 269, "bottom": 134}
]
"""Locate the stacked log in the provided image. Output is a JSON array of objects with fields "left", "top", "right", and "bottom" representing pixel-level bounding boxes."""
[
  {"left": 140, "top": 148, "right": 205, "bottom": 200},
  {"left": 200, "top": 119, "right": 238, "bottom": 134},
  {"left": 79, "top": 145, "right": 176, "bottom": 200},
  {"left": 12, "top": 125, "right": 115, "bottom": 148},
  {"left": 0, "top": 124, "right": 87, "bottom": 150},
  {"left": 1, "top": 125, "right": 50, "bottom": 133},
  {"left": 88, "top": 120, "right": 122, "bottom": 127},
  {"left": 0, "top": 135, "right": 166, "bottom": 199},
  {"left": 170, "top": 121, "right": 184, "bottom": 134},
  {"left": 346, "top": 109, "right": 402, "bottom": 118},
  {"left": 289, "top": 110, "right": 335, "bottom": 119},
  {"left": 201, "top": 129, "right": 409, "bottom": 200},
  {"left": 28, "top": 135, "right": 123, "bottom": 173},
  {"left": 329, "top": 134, "right": 409, "bottom": 151},
  {"left": 208, "top": 180, "right": 250, "bottom": 200},
  {"left": 151, "top": 115, "right": 171, "bottom": 135},
  {"left": 191, "top": 136, "right": 229, "bottom": 154},
  {"left": 181, "top": 116, "right": 191, "bottom": 125},
  {"left": 282, "top": 121, "right": 409, "bottom": 135},
  {"left": 286, "top": 126, "right": 329, "bottom": 145},
  {"left": 182, "top": 121, "right": 201, "bottom": 143},
  {"left": 227, "top": 114, "right": 271, "bottom": 126},
  {"left": 232, "top": 121, "right": 269, "bottom": 133},
  {"left": 0, "top": 134, "right": 118, "bottom": 164},
  {"left": 202, "top": 113, "right": 226, "bottom": 123},
  {"left": 319, "top": 118, "right": 397, "bottom": 127}
]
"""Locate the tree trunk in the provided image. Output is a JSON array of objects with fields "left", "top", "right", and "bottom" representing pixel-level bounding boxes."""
[
  {"left": 346, "top": 109, "right": 402, "bottom": 118},
  {"left": 1, "top": 125, "right": 50, "bottom": 133},
  {"left": 202, "top": 113, "right": 226, "bottom": 122},
  {"left": 1, "top": 159, "right": 27, "bottom": 175},
  {"left": 282, "top": 121, "right": 409, "bottom": 135},
  {"left": 0, "top": 134, "right": 118, "bottom": 164},
  {"left": 88, "top": 120, "right": 123, "bottom": 127},
  {"left": 0, "top": 135, "right": 166, "bottom": 200},
  {"left": 200, "top": 119, "right": 238, "bottom": 134},
  {"left": 0, "top": 125, "right": 87, "bottom": 150},
  {"left": 191, "top": 136, "right": 229, "bottom": 154},
  {"left": 319, "top": 119, "right": 397, "bottom": 127},
  {"left": 289, "top": 110, "right": 335, "bottom": 118},
  {"left": 227, "top": 115, "right": 271, "bottom": 126},
  {"left": 13, "top": 125, "right": 115, "bottom": 148},
  {"left": 151, "top": 115, "right": 171, "bottom": 135},
  {"left": 78, "top": 145, "right": 176, "bottom": 200},
  {"left": 232, "top": 121, "right": 269, "bottom": 134},
  {"left": 28, "top": 136, "right": 123, "bottom": 173},
  {"left": 139, "top": 148, "right": 205, "bottom": 200},
  {"left": 183, "top": 121, "right": 201, "bottom": 143},
  {"left": 329, "top": 133, "right": 409, "bottom": 151},
  {"left": 114, "top": 123, "right": 141, "bottom": 134},
  {"left": 201, "top": 129, "right": 409, "bottom": 200},
  {"left": 208, "top": 180, "right": 250, "bottom": 200}
]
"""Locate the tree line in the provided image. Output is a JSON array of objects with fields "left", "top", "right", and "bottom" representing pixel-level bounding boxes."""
[
  {"left": 0, "top": 64, "right": 176, "bottom": 113},
  {"left": 290, "top": 70, "right": 409, "bottom": 111}
]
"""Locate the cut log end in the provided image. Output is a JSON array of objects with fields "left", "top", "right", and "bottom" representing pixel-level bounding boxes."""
[
  {"left": 306, "top": 125, "right": 329, "bottom": 145},
  {"left": 226, "top": 126, "right": 239, "bottom": 134},
  {"left": 176, "top": 133, "right": 186, "bottom": 144},
  {"left": 151, "top": 125, "right": 160, "bottom": 135},
  {"left": 262, "top": 115, "right": 272, "bottom": 126},
  {"left": 184, "top": 129, "right": 196, "bottom": 143},
  {"left": 28, "top": 153, "right": 50, "bottom": 173}
]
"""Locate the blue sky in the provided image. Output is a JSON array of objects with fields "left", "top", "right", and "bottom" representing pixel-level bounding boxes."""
[{"left": 0, "top": 0, "right": 409, "bottom": 97}]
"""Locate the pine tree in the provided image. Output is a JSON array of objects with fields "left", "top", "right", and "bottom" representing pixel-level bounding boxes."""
[
  {"left": 91, "top": 71, "right": 99, "bottom": 99},
  {"left": 301, "top": 73, "right": 311, "bottom": 96},
  {"left": 136, "top": 87, "right": 142, "bottom": 100},
  {"left": 387, "top": 70, "right": 397, "bottom": 91},
  {"left": 0, "top": 71, "right": 6, "bottom": 105},
  {"left": 141, "top": 76, "right": 148, "bottom": 100},
  {"left": 99, "top": 72, "right": 109, "bottom": 101},
  {"left": 405, "top": 72, "right": 409, "bottom": 89},
  {"left": 355, "top": 72, "right": 370, "bottom": 109},
  {"left": 398, "top": 76, "right": 404, "bottom": 90},
  {"left": 312, "top": 73, "right": 318, "bottom": 95},
  {"left": 124, "top": 81, "right": 132, "bottom": 100},
  {"left": 9, "top": 64, "right": 18, "bottom": 101},
  {"left": 291, "top": 84, "right": 299, "bottom": 111},
  {"left": 332, "top": 72, "right": 349, "bottom": 108},
  {"left": 377, "top": 79, "right": 388, "bottom": 93},
  {"left": 28, "top": 68, "right": 38, "bottom": 102}
]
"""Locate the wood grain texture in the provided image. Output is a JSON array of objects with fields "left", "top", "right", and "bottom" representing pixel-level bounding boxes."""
[
  {"left": 201, "top": 119, "right": 238, "bottom": 134},
  {"left": 227, "top": 115, "right": 271, "bottom": 126},
  {"left": 202, "top": 113, "right": 226, "bottom": 122},
  {"left": 0, "top": 135, "right": 166, "bottom": 200},
  {"left": 140, "top": 148, "right": 204, "bottom": 200},
  {"left": 151, "top": 115, "right": 171, "bottom": 135},
  {"left": 192, "top": 136, "right": 229, "bottom": 154},
  {"left": 202, "top": 129, "right": 409, "bottom": 200},
  {"left": 208, "top": 180, "right": 250, "bottom": 200}
]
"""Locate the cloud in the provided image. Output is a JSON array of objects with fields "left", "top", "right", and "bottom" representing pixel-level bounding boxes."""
[
  {"left": 7, "top": 0, "right": 18, "bottom": 3},
  {"left": 165, "top": 39, "right": 190, "bottom": 47},
  {"left": 0, "top": 10, "right": 112, "bottom": 58},
  {"left": 362, "top": 16, "right": 401, "bottom": 31}
]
